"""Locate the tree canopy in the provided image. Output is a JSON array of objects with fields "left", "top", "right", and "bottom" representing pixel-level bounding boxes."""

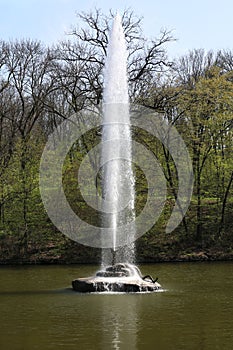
[{"left": 0, "top": 9, "right": 233, "bottom": 263}]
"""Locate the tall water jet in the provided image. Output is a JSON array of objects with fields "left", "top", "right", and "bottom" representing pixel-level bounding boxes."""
[
  {"left": 101, "top": 13, "right": 135, "bottom": 266},
  {"left": 72, "top": 14, "right": 162, "bottom": 293}
]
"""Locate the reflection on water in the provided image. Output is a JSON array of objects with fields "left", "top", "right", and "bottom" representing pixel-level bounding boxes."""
[
  {"left": 1, "top": 263, "right": 233, "bottom": 349},
  {"left": 0, "top": 288, "right": 73, "bottom": 296},
  {"left": 100, "top": 294, "right": 138, "bottom": 350},
  {"left": 112, "top": 319, "right": 120, "bottom": 350}
]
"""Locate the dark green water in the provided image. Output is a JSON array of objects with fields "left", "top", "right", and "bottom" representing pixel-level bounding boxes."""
[{"left": 0, "top": 262, "right": 233, "bottom": 350}]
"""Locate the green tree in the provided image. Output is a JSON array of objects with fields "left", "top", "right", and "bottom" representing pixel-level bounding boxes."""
[{"left": 177, "top": 65, "right": 233, "bottom": 241}]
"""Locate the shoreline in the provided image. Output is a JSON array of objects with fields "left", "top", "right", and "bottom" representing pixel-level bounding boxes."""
[{"left": 1, "top": 250, "right": 233, "bottom": 265}]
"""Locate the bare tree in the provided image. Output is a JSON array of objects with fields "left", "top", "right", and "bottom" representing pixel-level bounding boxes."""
[
  {"left": 0, "top": 39, "right": 55, "bottom": 249},
  {"left": 64, "top": 8, "right": 174, "bottom": 103},
  {"left": 216, "top": 49, "right": 233, "bottom": 73},
  {"left": 173, "top": 49, "right": 216, "bottom": 87}
]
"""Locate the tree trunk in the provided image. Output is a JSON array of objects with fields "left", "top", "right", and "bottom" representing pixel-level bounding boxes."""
[{"left": 218, "top": 171, "right": 233, "bottom": 235}]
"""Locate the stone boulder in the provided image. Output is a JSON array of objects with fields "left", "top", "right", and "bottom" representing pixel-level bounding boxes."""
[{"left": 72, "top": 263, "right": 162, "bottom": 293}]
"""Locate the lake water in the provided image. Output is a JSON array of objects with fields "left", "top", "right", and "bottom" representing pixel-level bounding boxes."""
[{"left": 0, "top": 262, "right": 233, "bottom": 350}]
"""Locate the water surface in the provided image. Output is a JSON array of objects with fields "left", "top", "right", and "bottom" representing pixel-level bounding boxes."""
[{"left": 0, "top": 262, "right": 233, "bottom": 350}]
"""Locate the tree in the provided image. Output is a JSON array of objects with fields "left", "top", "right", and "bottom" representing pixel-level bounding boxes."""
[
  {"left": 176, "top": 59, "right": 233, "bottom": 241},
  {"left": 64, "top": 8, "right": 174, "bottom": 105},
  {"left": 0, "top": 39, "right": 54, "bottom": 250}
]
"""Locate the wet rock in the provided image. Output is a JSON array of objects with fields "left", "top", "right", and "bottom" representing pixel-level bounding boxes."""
[
  {"left": 72, "top": 263, "right": 162, "bottom": 293},
  {"left": 96, "top": 271, "right": 126, "bottom": 277}
]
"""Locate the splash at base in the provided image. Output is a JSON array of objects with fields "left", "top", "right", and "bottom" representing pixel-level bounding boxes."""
[{"left": 72, "top": 263, "right": 162, "bottom": 293}]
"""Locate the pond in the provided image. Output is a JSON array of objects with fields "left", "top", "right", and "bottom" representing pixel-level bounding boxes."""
[{"left": 0, "top": 262, "right": 233, "bottom": 349}]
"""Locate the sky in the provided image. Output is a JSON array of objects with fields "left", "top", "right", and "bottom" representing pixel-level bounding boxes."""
[{"left": 0, "top": 0, "right": 233, "bottom": 58}]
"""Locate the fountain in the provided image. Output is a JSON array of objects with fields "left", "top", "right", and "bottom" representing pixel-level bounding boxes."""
[
  {"left": 72, "top": 14, "right": 162, "bottom": 293},
  {"left": 101, "top": 12, "right": 135, "bottom": 267},
  {"left": 72, "top": 262, "right": 161, "bottom": 293}
]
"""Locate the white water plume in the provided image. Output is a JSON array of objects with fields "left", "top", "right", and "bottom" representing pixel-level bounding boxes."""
[{"left": 101, "top": 13, "right": 135, "bottom": 265}]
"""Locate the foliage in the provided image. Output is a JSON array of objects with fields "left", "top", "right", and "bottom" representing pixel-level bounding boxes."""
[{"left": 0, "top": 11, "right": 233, "bottom": 262}]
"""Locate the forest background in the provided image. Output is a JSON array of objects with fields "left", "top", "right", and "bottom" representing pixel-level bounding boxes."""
[{"left": 0, "top": 9, "right": 232, "bottom": 264}]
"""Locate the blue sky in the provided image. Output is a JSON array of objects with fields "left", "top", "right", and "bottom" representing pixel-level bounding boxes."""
[{"left": 0, "top": 0, "right": 233, "bottom": 58}]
